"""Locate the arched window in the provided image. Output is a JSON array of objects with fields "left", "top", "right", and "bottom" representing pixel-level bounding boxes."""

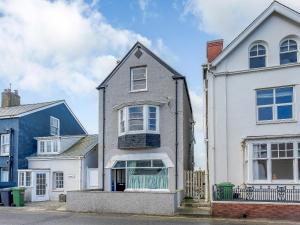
[
  {"left": 280, "top": 39, "right": 298, "bottom": 64},
  {"left": 249, "top": 43, "right": 266, "bottom": 69}
]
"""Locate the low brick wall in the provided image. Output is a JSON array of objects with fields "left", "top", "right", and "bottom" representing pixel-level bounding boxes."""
[
  {"left": 67, "top": 190, "right": 180, "bottom": 215},
  {"left": 212, "top": 201, "right": 300, "bottom": 220}
]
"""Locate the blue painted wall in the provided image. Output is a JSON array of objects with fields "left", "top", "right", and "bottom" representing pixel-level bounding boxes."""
[{"left": 0, "top": 102, "right": 86, "bottom": 187}]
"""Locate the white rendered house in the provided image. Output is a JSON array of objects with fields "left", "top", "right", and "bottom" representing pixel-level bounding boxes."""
[
  {"left": 203, "top": 2, "right": 300, "bottom": 200},
  {"left": 18, "top": 135, "right": 98, "bottom": 202}
]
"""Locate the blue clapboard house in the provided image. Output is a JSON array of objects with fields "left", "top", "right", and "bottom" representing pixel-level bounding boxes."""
[{"left": 0, "top": 89, "right": 86, "bottom": 188}]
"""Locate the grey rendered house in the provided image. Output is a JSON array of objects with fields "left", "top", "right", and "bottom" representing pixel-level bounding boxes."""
[{"left": 67, "top": 42, "right": 194, "bottom": 215}]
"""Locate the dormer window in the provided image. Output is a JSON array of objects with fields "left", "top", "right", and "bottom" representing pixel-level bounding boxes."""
[
  {"left": 130, "top": 67, "right": 147, "bottom": 92},
  {"left": 50, "top": 116, "right": 60, "bottom": 136},
  {"left": 280, "top": 39, "right": 298, "bottom": 65},
  {"left": 118, "top": 105, "right": 159, "bottom": 136},
  {"left": 249, "top": 43, "right": 266, "bottom": 69},
  {"left": 38, "top": 139, "right": 60, "bottom": 154}
]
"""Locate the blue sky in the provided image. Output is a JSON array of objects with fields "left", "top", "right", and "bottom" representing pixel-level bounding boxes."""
[{"left": 0, "top": 0, "right": 298, "bottom": 169}]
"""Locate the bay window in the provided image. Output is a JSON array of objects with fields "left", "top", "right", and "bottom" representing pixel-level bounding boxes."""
[
  {"left": 256, "top": 86, "right": 294, "bottom": 122},
  {"left": 118, "top": 105, "right": 159, "bottom": 135},
  {"left": 112, "top": 159, "right": 168, "bottom": 190},
  {"left": 249, "top": 139, "right": 300, "bottom": 183}
]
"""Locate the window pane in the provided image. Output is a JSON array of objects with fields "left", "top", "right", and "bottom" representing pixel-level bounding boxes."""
[
  {"left": 258, "top": 107, "right": 273, "bottom": 121},
  {"left": 53, "top": 141, "right": 58, "bottom": 152},
  {"left": 280, "top": 52, "right": 297, "bottom": 64},
  {"left": 0, "top": 168, "right": 9, "bottom": 182},
  {"left": 46, "top": 141, "right": 51, "bottom": 152},
  {"left": 127, "top": 168, "right": 168, "bottom": 189},
  {"left": 26, "top": 172, "right": 31, "bottom": 186},
  {"left": 257, "top": 89, "right": 273, "bottom": 105},
  {"left": 152, "top": 160, "right": 165, "bottom": 167},
  {"left": 253, "top": 160, "right": 267, "bottom": 180},
  {"left": 277, "top": 105, "right": 293, "bottom": 120},
  {"left": 127, "top": 160, "right": 151, "bottom": 167},
  {"left": 133, "top": 80, "right": 146, "bottom": 90},
  {"left": 54, "top": 172, "right": 64, "bottom": 189},
  {"left": 272, "top": 159, "right": 293, "bottom": 180},
  {"left": 250, "top": 56, "right": 265, "bottom": 69},
  {"left": 275, "top": 87, "right": 293, "bottom": 104},
  {"left": 148, "top": 106, "right": 157, "bottom": 131},
  {"left": 113, "top": 161, "right": 126, "bottom": 168},
  {"left": 40, "top": 141, "right": 45, "bottom": 153},
  {"left": 129, "top": 106, "right": 143, "bottom": 131}
]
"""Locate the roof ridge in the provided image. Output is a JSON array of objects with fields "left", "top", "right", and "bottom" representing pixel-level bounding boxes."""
[{"left": 0, "top": 100, "right": 65, "bottom": 109}]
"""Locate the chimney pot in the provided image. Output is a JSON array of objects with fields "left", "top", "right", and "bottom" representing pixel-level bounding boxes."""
[
  {"left": 1, "top": 88, "right": 21, "bottom": 108},
  {"left": 207, "top": 39, "right": 224, "bottom": 63}
]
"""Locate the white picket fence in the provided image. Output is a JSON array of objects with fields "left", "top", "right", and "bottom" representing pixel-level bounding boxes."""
[{"left": 184, "top": 170, "right": 206, "bottom": 200}]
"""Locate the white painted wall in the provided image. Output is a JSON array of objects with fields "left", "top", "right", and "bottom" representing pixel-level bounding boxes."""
[
  {"left": 28, "top": 158, "right": 82, "bottom": 201},
  {"left": 205, "top": 12, "right": 300, "bottom": 196}
]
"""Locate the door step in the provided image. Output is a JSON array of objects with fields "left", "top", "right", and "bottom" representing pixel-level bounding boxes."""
[{"left": 177, "top": 206, "right": 211, "bottom": 217}]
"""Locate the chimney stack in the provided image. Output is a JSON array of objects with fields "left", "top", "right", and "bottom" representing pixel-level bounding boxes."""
[
  {"left": 207, "top": 39, "right": 224, "bottom": 63},
  {"left": 1, "top": 88, "right": 21, "bottom": 108}
]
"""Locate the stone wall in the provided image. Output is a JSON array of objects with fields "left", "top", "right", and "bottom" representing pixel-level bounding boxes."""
[
  {"left": 213, "top": 201, "right": 300, "bottom": 220},
  {"left": 67, "top": 191, "right": 179, "bottom": 215}
]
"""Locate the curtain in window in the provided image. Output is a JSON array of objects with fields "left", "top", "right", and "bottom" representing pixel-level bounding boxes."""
[{"left": 127, "top": 168, "right": 168, "bottom": 189}]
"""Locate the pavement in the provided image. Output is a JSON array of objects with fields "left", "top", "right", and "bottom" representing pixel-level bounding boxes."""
[{"left": 0, "top": 202, "right": 299, "bottom": 225}]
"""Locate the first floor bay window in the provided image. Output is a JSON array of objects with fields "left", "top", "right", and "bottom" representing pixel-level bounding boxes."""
[
  {"left": 248, "top": 139, "right": 300, "bottom": 183},
  {"left": 118, "top": 105, "right": 159, "bottom": 135}
]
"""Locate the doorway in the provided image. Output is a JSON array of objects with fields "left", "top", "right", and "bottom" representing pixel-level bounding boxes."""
[
  {"left": 32, "top": 171, "right": 49, "bottom": 202},
  {"left": 112, "top": 169, "right": 126, "bottom": 191}
]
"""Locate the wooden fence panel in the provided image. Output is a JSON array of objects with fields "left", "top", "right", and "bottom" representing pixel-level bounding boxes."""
[{"left": 184, "top": 170, "right": 205, "bottom": 200}]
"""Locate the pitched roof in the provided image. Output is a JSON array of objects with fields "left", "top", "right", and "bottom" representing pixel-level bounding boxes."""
[
  {"left": 96, "top": 41, "right": 193, "bottom": 116},
  {"left": 97, "top": 41, "right": 184, "bottom": 89},
  {"left": 0, "top": 100, "right": 64, "bottom": 119},
  {"left": 60, "top": 134, "right": 98, "bottom": 157},
  {"left": 211, "top": 1, "right": 300, "bottom": 66}
]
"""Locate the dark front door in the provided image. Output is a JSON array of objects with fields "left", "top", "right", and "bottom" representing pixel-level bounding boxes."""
[{"left": 116, "top": 169, "right": 126, "bottom": 191}]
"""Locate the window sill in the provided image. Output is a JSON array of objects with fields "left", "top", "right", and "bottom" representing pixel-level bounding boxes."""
[
  {"left": 256, "top": 119, "right": 297, "bottom": 125},
  {"left": 129, "top": 89, "right": 148, "bottom": 93},
  {"left": 119, "top": 131, "right": 160, "bottom": 136},
  {"left": 52, "top": 189, "right": 64, "bottom": 192},
  {"left": 125, "top": 188, "right": 170, "bottom": 193}
]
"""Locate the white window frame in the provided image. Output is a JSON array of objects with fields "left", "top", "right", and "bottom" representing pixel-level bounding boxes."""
[
  {"left": 0, "top": 133, "right": 10, "bottom": 156},
  {"left": 38, "top": 139, "right": 60, "bottom": 155},
  {"left": 18, "top": 170, "right": 32, "bottom": 187},
  {"left": 249, "top": 43, "right": 267, "bottom": 69},
  {"left": 247, "top": 138, "right": 300, "bottom": 184},
  {"left": 0, "top": 167, "right": 9, "bottom": 182},
  {"left": 280, "top": 39, "right": 298, "bottom": 64},
  {"left": 53, "top": 171, "right": 64, "bottom": 190},
  {"left": 256, "top": 86, "right": 295, "bottom": 124},
  {"left": 50, "top": 116, "right": 60, "bottom": 136},
  {"left": 118, "top": 105, "right": 159, "bottom": 136},
  {"left": 130, "top": 66, "right": 147, "bottom": 92}
]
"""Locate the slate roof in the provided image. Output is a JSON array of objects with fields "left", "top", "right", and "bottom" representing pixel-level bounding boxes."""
[
  {"left": 60, "top": 135, "right": 98, "bottom": 157},
  {"left": 29, "top": 135, "right": 98, "bottom": 159},
  {"left": 0, "top": 100, "right": 64, "bottom": 118}
]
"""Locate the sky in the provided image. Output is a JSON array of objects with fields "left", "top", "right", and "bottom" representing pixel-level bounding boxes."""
[{"left": 0, "top": 0, "right": 300, "bottom": 169}]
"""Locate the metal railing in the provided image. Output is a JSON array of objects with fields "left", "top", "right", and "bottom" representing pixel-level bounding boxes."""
[{"left": 213, "top": 185, "right": 300, "bottom": 203}]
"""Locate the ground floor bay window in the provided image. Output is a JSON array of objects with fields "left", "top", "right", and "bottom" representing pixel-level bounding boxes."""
[
  {"left": 111, "top": 159, "right": 168, "bottom": 191},
  {"left": 246, "top": 138, "right": 300, "bottom": 183}
]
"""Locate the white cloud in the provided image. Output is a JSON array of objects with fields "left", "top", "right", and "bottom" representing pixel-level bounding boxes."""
[
  {"left": 0, "top": 0, "right": 161, "bottom": 95},
  {"left": 183, "top": 0, "right": 300, "bottom": 42}
]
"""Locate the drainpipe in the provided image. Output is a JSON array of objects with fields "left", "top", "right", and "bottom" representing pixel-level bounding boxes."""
[
  {"left": 172, "top": 76, "right": 184, "bottom": 191},
  {"left": 100, "top": 86, "right": 106, "bottom": 191}
]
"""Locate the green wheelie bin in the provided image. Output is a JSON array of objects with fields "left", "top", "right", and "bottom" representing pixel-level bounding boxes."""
[
  {"left": 216, "top": 182, "right": 234, "bottom": 200},
  {"left": 11, "top": 187, "right": 25, "bottom": 207}
]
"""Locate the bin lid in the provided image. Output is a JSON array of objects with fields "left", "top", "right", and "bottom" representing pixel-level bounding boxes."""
[
  {"left": 217, "top": 182, "right": 234, "bottom": 187},
  {"left": 11, "top": 187, "right": 25, "bottom": 191}
]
